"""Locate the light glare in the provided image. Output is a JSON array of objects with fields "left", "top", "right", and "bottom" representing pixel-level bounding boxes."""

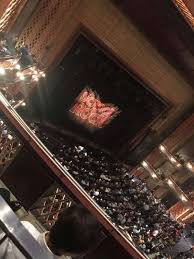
[
  {"left": 181, "top": 195, "right": 188, "bottom": 202},
  {"left": 186, "top": 162, "right": 193, "bottom": 170},
  {"left": 159, "top": 145, "right": 166, "bottom": 152},
  {"left": 170, "top": 156, "right": 177, "bottom": 163},
  {"left": 167, "top": 179, "right": 173, "bottom": 186},
  {"left": 15, "top": 64, "right": 21, "bottom": 70},
  {"left": 0, "top": 67, "right": 5, "bottom": 75},
  {"left": 142, "top": 161, "right": 148, "bottom": 168}
]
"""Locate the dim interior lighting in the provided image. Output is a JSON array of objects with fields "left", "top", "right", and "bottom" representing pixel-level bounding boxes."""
[
  {"left": 0, "top": 67, "right": 5, "bottom": 75},
  {"left": 159, "top": 145, "right": 166, "bottom": 152},
  {"left": 186, "top": 162, "right": 193, "bottom": 170},
  {"left": 15, "top": 64, "right": 20, "bottom": 70},
  {"left": 142, "top": 161, "right": 148, "bottom": 168},
  {"left": 167, "top": 179, "right": 173, "bottom": 186},
  {"left": 181, "top": 195, "right": 188, "bottom": 202}
]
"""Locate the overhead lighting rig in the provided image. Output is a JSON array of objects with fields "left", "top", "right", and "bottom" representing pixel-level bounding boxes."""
[
  {"left": 0, "top": 33, "right": 46, "bottom": 84},
  {"left": 0, "top": 33, "right": 46, "bottom": 110},
  {"left": 0, "top": 59, "right": 46, "bottom": 84}
]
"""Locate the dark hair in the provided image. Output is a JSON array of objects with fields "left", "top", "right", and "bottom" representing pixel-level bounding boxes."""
[{"left": 49, "top": 204, "right": 101, "bottom": 255}]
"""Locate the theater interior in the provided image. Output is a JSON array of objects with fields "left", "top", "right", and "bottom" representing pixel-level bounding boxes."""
[{"left": 1, "top": 0, "right": 194, "bottom": 258}]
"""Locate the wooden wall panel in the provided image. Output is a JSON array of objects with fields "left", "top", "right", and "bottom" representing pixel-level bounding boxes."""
[
  {"left": 183, "top": 0, "right": 194, "bottom": 15},
  {"left": 173, "top": 0, "right": 194, "bottom": 29},
  {"left": 0, "top": 0, "right": 27, "bottom": 32},
  {"left": 18, "top": 0, "right": 81, "bottom": 66},
  {"left": 0, "top": 1, "right": 12, "bottom": 18}
]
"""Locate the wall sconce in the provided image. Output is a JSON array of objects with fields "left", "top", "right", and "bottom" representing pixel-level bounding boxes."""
[
  {"left": 186, "top": 161, "right": 194, "bottom": 172},
  {"left": 159, "top": 145, "right": 182, "bottom": 168},
  {"left": 141, "top": 161, "right": 159, "bottom": 180}
]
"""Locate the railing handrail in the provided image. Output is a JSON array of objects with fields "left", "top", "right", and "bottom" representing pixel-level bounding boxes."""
[{"left": 0, "top": 195, "right": 51, "bottom": 258}]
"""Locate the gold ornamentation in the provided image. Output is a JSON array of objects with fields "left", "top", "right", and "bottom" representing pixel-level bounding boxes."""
[
  {"left": 0, "top": 0, "right": 26, "bottom": 31},
  {"left": 30, "top": 186, "right": 73, "bottom": 229},
  {"left": 172, "top": 0, "right": 194, "bottom": 29}
]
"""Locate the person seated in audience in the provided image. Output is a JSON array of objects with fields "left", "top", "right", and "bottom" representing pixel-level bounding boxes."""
[
  {"left": 46, "top": 205, "right": 101, "bottom": 258},
  {"left": 0, "top": 201, "right": 101, "bottom": 259}
]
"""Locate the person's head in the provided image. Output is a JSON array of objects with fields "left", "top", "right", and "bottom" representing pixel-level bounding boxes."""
[{"left": 48, "top": 204, "right": 101, "bottom": 257}]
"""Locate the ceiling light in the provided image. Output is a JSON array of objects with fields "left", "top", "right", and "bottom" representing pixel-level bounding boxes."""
[
  {"left": 151, "top": 173, "right": 158, "bottom": 179},
  {"left": 16, "top": 71, "right": 22, "bottom": 77},
  {"left": 186, "top": 162, "right": 193, "bottom": 170},
  {"left": 34, "top": 77, "right": 39, "bottom": 81},
  {"left": 32, "top": 74, "right": 39, "bottom": 81},
  {"left": 19, "top": 75, "right": 25, "bottom": 80},
  {"left": 7, "top": 134, "right": 13, "bottom": 140},
  {"left": 170, "top": 156, "right": 177, "bottom": 163},
  {"left": 167, "top": 179, "right": 173, "bottom": 186},
  {"left": 159, "top": 145, "right": 166, "bottom": 152},
  {"left": 142, "top": 161, "right": 148, "bottom": 168},
  {"left": 30, "top": 67, "right": 35, "bottom": 71},
  {"left": 176, "top": 163, "right": 182, "bottom": 168},
  {"left": 181, "top": 195, "right": 188, "bottom": 202},
  {"left": 21, "top": 102, "right": 26, "bottom": 106},
  {"left": 0, "top": 67, "right": 5, "bottom": 75},
  {"left": 15, "top": 64, "right": 21, "bottom": 70}
]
